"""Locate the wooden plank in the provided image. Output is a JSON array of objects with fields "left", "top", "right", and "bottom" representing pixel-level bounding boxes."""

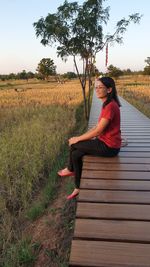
[
  {"left": 118, "top": 152, "right": 150, "bottom": 157},
  {"left": 78, "top": 189, "right": 150, "bottom": 204},
  {"left": 83, "top": 156, "right": 150, "bottom": 164},
  {"left": 126, "top": 139, "right": 150, "bottom": 142},
  {"left": 122, "top": 120, "right": 149, "bottom": 123},
  {"left": 124, "top": 140, "right": 150, "bottom": 143},
  {"left": 121, "top": 122, "right": 150, "bottom": 124},
  {"left": 121, "top": 128, "right": 150, "bottom": 130},
  {"left": 124, "top": 143, "right": 150, "bottom": 146},
  {"left": 122, "top": 134, "right": 150, "bottom": 136},
  {"left": 76, "top": 203, "right": 150, "bottom": 220},
  {"left": 74, "top": 219, "right": 150, "bottom": 242},
  {"left": 121, "top": 126, "right": 150, "bottom": 129},
  {"left": 123, "top": 137, "right": 150, "bottom": 139},
  {"left": 83, "top": 162, "right": 150, "bottom": 171},
  {"left": 121, "top": 120, "right": 149, "bottom": 122},
  {"left": 121, "top": 129, "right": 150, "bottom": 131},
  {"left": 82, "top": 170, "right": 150, "bottom": 180},
  {"left": 121, "top": 131, "right": 150, "bottom": 133},
  {"left": 120, "top": 147, "right": 150, "bottom": 152},
  {"left": 69, "top": 240, "right": 150, "bottom": 267},
  {"left": 121, "top": 121, "right": 150, "bottom": 123},
  {"left": 122, "top": 133, "right": 150, "bottom": 136},
  {"left": 88, "top": 123, "right": 150, "bottom": 128},
  {"left": 122, "top": 136, "right": 150, "bottom": 140},
  {"left": 80, "top": 179, "right": 150, "bottom": 190},
  {"left": 121, "top": 127, "right": 150, "bottom": 129},
  {"left": 121, "top": 126, "right": 150, "bottom": 128}
]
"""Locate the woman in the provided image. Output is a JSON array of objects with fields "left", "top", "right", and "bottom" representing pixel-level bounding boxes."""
[{"left": 58, "top": 77, "right": 121, "bottom": 200}]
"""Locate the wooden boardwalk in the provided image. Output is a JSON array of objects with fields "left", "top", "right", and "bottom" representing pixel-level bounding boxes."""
[{"left": 69, "top": 92, "right": 150, "bottom": 267}]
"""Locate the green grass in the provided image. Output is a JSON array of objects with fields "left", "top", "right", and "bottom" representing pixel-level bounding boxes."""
[
  {"left": 0, "top": 98, "right": 87, "bottom": 266},
  {"left": 26, "top": 144, "right": 69, "bottom": 221},
  {"left": 0, "top": 104, "right": 75, "bottom": 211},
  {"left": 26, "top": 101, "right": 87, "bottom": 221},
  {"left": 3, "top": 239, "right": 41, "bottom": 267}
]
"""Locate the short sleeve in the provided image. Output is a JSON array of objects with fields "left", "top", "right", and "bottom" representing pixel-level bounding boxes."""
[{"left": 101, "top": 103, "right": 115, "bottom": 121}]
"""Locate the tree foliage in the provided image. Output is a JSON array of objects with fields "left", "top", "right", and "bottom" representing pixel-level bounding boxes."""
[
  {"left": 19, "top": 70, "right": 28, "bottom": 80},
  {"left": 122, "top": 68, "right": 132, "bottom": 75},
  {"left": 107, "top": 65, "right": 123, "bottom": 78},
  {"left": 0, "top": 71, "right": 35, "bottom": 81},
  {"left": 36, "top": 58, "right": 56, "bottom": 80},
  {"left": 144, "top": 57, "right": 150, "bottom": 75},
  {"left": 145, "top": 57, "right": 150, "bottom": 66},
  {"left": 63, "top": 72, "right": 77, "bottom": 79},
  {"left": 143, "top": 66, "right": 150, "bottom": 75},
  {"left": 33, "top": 0, "right": 141, "bottom": 119}
]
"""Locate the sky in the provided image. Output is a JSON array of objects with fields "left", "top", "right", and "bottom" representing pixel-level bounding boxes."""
[{"left": 0, "top": 0, "right": 149, "bottom": 74}]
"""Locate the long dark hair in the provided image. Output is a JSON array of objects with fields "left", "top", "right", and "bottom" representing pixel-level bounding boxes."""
[{"left": 98, "top": 77, "right": 121, "bottom": 107}]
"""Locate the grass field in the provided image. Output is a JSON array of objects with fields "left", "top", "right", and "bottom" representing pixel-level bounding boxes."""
[
  {"left": 116, "top": 75, "right": 150, "bottom": 118},
  {"left": 0, "top": 79, "right": 87, "bottom": 266}
]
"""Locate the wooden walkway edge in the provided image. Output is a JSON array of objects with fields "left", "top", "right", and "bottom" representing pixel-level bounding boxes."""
[{"left": 69, "top": 92, "right": 150, "bottom": 267}]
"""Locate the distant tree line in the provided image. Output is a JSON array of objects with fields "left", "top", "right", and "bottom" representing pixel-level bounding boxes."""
[
  {"left": 1, "top": 57, "right": 150, "bottom": 81},
  {"left": 105, "top": 58, "right": 150, "bottom": 78},
  {"left": 100, "top": 56, "right": 150, "bottom": 79},
  {"left": 105, "top": 65, "right": 143, "bottom": 79},
  {"left": 0, "top": 70, "right": 35, "bottom": 81},
  {"left": 0, "top": 57, "right": 78, "bottom": 81},
  {"left": 0, "top": 70, "right": 77, "bottom": 81}
]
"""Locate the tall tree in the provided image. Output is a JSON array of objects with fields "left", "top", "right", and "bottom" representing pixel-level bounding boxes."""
[
  {"left": 36, "top": 58, "right": 56, "bottom": 80},
  {"left": 34, "top": 0, "right": 141, "bottom": 119}
]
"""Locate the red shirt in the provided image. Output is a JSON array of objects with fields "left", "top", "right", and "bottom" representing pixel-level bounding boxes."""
[{"left": 98, "top": 100, "right": 121, "bottom": 148}]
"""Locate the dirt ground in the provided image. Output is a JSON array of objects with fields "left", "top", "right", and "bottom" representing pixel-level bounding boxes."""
[{"left": 23, "top": 178, "right": 77, "bottom": 267}]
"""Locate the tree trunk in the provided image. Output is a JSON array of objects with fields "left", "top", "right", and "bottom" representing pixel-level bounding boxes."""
[
  {"left": 88, "top": 76, "right": 92, "bottom": 120},
  {"left": 73, "top": 56, "right": 88, "bottom": 120},
  {"left": 87, "top": 71, "right": 92, "bottom": 120}
]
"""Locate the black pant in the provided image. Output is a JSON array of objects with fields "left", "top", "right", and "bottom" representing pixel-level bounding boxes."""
[{"left": 67, "top": 138, "right": 120, "bottom": 188}]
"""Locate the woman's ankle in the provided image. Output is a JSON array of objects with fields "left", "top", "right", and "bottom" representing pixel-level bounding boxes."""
[{"left": 73, "top": 188, "right": 80, "bottom": 194}]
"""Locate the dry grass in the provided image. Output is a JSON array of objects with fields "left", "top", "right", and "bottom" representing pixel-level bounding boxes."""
[
  {"left": 0, "top": 80, "right": 82, "bottom": 108},
  {"left": 116, "top": 75, "right": 150, "bottom": 118}
]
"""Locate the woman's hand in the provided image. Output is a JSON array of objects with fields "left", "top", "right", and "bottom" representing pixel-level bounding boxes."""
[
  {"left": 68, "top": 119, "right": 109, "bottom": 146},
  {"left": 69, "top": 137, "right": 80, "bottom": 146}
]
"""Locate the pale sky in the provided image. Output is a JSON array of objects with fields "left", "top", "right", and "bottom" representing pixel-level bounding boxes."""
[{"left": 0, "top": 0, "right": 149, "bottom": 74}]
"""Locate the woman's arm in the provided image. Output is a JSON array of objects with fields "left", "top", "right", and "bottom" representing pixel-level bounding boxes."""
[
  {"left": 86, "top": 125, "right": 97, "bottom": 133},
  {"left": 69, "top": 118, "right": 110, "bottom": 146}
]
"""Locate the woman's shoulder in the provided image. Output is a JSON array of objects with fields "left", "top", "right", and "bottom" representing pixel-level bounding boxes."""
[
  {"left": 104, "top": 100, "right": 117, "bottom": 109},
  {"left": 103, "top": 100, "right": 120, "bottom": 114}
]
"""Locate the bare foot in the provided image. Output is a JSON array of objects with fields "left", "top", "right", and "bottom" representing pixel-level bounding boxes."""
[
  {"left": 60, "top": 168, "right": 70, "bottom": 174},
  {"left": 71, "top": 188, "right": 80, "bottom": 195},
  {"left": 57, "top": 168, "right": 75, "bottom": 177},
  {"left": 67, "top": 188, "right": 80, "bottom": 200}
]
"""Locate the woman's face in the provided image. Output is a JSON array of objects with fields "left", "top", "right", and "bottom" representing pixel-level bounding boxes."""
[{"left": 95, "top": 80, "right": 111, "bottom": 100}]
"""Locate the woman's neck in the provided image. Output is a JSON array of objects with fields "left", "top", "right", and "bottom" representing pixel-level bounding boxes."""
[{"left": 101, "top": 96, "right": 108, "bottom": 103}]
